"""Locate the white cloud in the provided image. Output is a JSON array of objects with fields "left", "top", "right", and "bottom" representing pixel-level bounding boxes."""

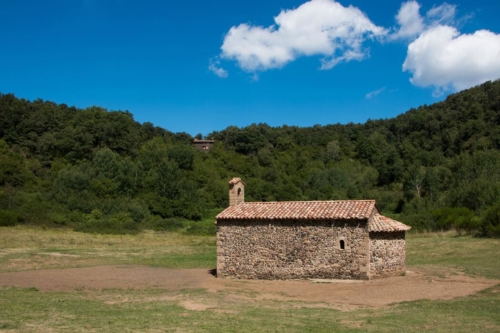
[
  {"left": 390, "top": 1, "right": 458, "bottom": 41},
  {"left": 208, "top": 60, "right": 228, "bottom": 78},
  {"left": 365, "top": 87, "right": 386, "bottom": 99},
  {"left": 426, "top": 3, "right": 456, "bottom": 26},
  {"left": 392, "top": 1, "right": 500, "bottom": 93},
  {"left": 403, "top": 25, "right": 500, "bottom": 93},
  {"left": 211, "top": 0, "right": 499, "bottom": 94},
  {"left": 390, "top": 1, "right": 424, "bottom": 40},
  {"left": 219, "top": 0, "right": 386, "bottom": 72}
]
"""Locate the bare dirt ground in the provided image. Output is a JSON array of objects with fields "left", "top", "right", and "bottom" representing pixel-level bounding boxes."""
[{"left": 0, "top": 265, "right": 497, "bottom": 310}]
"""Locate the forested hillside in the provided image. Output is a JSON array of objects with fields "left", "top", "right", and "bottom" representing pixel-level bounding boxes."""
[{"left": 1, "top": 80, "right": 500, "bottom": 236}]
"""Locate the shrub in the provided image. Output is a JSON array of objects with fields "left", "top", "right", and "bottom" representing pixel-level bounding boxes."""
[
  {"left": 49, "top": 212, "right": 68, "bottom": 226},
  {"left": 75, "top": 210, "right": 139, "bottom": 235},
  {"left": 455, "top": 216, "right": 481, "bottom": 236},
  {"left": 432, "top": 207, "right": 478, "bottom": 234},
  {"left": 0, "top": 210, "right": 23, "bottom": 226},
  {"left": 150, "top": 217, "right": 185, "bottom": 232},
  {"left": 399, "top": 211, "right": 435, "bottom": 232},
  {"left": 481, "top": 202, "right": 500, "bottom": 238}
]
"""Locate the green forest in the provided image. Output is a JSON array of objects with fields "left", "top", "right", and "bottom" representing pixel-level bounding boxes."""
[{"left": 1, "top": 80, "right": 500, "bottom": 236}]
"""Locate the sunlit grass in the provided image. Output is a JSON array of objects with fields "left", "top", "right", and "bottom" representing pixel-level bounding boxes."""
[
  {"left": 0, "top": 285, "right": 499, "bottom": 333},
  {"left": 0, "top": 226, "right": 215, "bottom": 272},
  {"left": 1, "top": 227, "right": 499, "bottom": 332},
  {"left": 406, "top": 231, "right": 500, "bottom": 279}
]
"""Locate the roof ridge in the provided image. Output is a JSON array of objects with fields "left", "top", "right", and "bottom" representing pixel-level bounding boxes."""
[
  {"left": 239, "top": 199, "right": 376, "bottom": 204},
  {"left": 217, "top": 200, "right": 378, "bottom": 220}
]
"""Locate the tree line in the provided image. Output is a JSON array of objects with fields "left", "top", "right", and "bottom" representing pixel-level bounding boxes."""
[{"left": 1, "top": 80, "right": 500, "bottom": 236}]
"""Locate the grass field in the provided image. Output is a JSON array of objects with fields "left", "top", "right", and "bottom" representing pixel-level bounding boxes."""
[
  {"left": 1, "top": 227, "right": 499, "bottom": 332},
  {"left": 0, "top": 226, "right": 216, "bottom": 272}
]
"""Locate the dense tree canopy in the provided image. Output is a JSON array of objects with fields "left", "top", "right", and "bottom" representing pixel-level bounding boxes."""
[{"left": 1, "top": 80, "right": 500, "bottom": 235}]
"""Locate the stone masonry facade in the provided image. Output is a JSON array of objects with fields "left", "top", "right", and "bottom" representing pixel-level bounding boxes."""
[
  {"left": 217, "top": 219, "right": 371, "bottom": 280},
  {"left": 369, "top": 232, "right": 406, "bottom": 278},
  {"left": 216, "top": 178, "right": 410, "bottom": 280},
  {"left": 228, "top": 179, "right": 245, "bottom": 207}
]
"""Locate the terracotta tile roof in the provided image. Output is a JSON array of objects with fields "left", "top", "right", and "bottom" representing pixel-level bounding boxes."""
[
  {"left": 369, "top": 214, "right": 411, "bottom": 232},
  {"left": 228, "top": 177, "right": 245, "bottom": 185},
  {"left": 216, "top": 200, "right": 377, "bottom": 220}
]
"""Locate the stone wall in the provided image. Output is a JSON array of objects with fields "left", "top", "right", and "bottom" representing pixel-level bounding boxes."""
[
  {"left": 369, "top": 232, "right": 406, "bottom": 278},
  {"left": 217, "top": 219, "right": 370, "bottom": 280},
  {"left": 229, "top": 182, "right": 244, "bottom": 207}
]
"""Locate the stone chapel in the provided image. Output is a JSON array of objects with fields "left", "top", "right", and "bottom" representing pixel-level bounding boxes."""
[{"left": 216, "top": 178, "right": 411, "bottom": 280}]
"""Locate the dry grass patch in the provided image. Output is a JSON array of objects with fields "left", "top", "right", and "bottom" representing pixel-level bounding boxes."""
[{"left": 0, "top": 226, "right": 215, "bottom": 272}]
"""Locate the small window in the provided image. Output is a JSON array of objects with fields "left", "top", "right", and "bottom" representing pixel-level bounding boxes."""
[
  {"left": 237, "top": 188, "right": 242, "bottom": 196},
  {"left": 340, "top": 240, "right": 345, "bottom": 250}
]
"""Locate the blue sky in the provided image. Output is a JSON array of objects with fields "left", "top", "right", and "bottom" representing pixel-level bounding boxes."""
[{"left": 1, "top": 0, "right": 499, "bottom": 136}]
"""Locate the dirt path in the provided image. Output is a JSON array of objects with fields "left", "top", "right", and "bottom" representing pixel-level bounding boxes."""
[{"left": 0, "top": 265, "right": 497, "bottom": 309}]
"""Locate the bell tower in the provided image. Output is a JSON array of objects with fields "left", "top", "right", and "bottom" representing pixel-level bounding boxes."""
[{"left": 229, "top": 177, "right": 245, "bottom": 207}]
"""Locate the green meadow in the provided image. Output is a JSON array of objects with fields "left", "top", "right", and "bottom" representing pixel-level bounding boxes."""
[{"left": 1, "top": 227, "right": 499, "bottom": 332}]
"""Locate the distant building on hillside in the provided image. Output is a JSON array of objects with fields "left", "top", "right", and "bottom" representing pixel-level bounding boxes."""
[
  {"left": 215, "top": 177, "right": 411, "bottom": 280},
  {"left": 193, "top": 138, "right": 215, "bottom": 152}
]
